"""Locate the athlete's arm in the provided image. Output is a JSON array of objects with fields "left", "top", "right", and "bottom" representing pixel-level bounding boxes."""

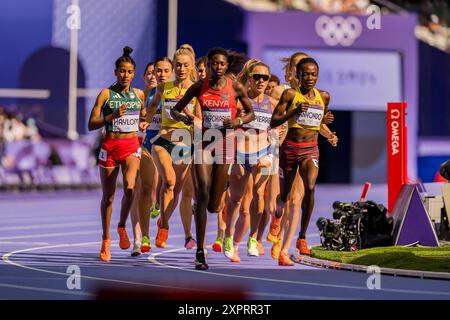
[
  {"left": 227, "top": 80, "right": 254, "bottom": 128},
  {"left": 171, "top": 81, "right": 202, "bottom": 125},
  {"left": 142, "top": 82, "right": 164, "bottom": 128},
  {"left": 319, "top": 90, "right": 333, "bottom": 125},
  {"left": 135, "top": 88, "right": 146, "bottom": 126},
  {"left": 318, "top": 90, "right": 337, "bottom": 146},
  {"left": 88, "top": 89, "right": 119, "bottom": 131},
  {"left": 270, "top": 88, "right": 306, "bottom": 128}
]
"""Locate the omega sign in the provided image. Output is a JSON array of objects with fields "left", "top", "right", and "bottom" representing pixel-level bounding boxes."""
[
  {"left": 315, "top": 15, "right": 362, "bottom": 46},
  {"left": 390, "top": 108, "right": 401, "bottom": 155}
]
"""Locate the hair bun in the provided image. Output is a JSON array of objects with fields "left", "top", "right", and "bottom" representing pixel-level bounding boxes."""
[
  {"left": 179, "top": 44, "right": 194, "bottom": 55},
  {"left": 123, "top": 46, "right": 133, "bottom": 57}
]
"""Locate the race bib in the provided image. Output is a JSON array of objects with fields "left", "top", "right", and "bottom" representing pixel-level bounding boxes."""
[
  {"left": 163, "top": 99, "right": 194, "bottom": 121},
  {"left": 295, "top": 105, "right": 324, "bottom": 127},
  {"left": 243, "top": 110, "right": 272, "bottom": 130},
  {"left": 99, "top": 148, "right": 107, "bottom": 161},
  {"left": 112, "top": 111, "right": 140, "bottom": 132},
  {"left": 148, "top": 109, "right": 162, "bottom": 130},
  {"left": 202, "top": 108, "right": 231, "bottom": 129}
]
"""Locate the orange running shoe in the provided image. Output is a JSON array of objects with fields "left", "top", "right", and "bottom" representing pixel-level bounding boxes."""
[
  {"left": 296, "top": 239, "right": 311, "bottom": 256},
  {"left": 257, "top": 240, "right": 265, "bottom": 255},
  {"left": 278, "top": 251, "right": 294, "bottom": 266},
  {"left": 117, "top": 227, "right": 130, "bottom": 250},
  {"left": 270, "top": 236, "right": 282, "bottom": 259},
  {"left": 267, "top": 216, "right": 281, "bottom": 243},
  {"left": 100, "top": 238, "right": 111, "bottom": 262},
  {"left": 155, "top": 228, "right": 168, "bottom": 248}
]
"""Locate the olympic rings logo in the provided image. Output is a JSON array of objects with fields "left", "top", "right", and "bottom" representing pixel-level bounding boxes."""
[{"left": 315, "top": 15, "right": 362, "bottom": 47}]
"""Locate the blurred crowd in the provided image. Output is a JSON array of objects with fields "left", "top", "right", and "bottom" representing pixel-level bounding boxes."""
[
  {"left": 229, "top": 0, "right": 450, "bottom": 52},
  {"left": 401, "top": 0, "right": 450, "bottom": 53},
  {"left": 0, "top": 106, "right": 41, "bottom": 157}
]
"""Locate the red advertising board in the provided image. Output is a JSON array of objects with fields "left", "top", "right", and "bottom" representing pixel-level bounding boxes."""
[{"left": 387, "top": 102, "right": 408, "bottom": 213}]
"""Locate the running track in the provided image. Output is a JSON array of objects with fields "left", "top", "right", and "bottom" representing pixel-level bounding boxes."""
[{"left": 1, "top": 184, "right": 449, "bottom": 300}]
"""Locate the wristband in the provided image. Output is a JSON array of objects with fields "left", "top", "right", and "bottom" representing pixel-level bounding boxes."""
[{"left": 238, "top": 117, "right": 243, "bottom": 126}]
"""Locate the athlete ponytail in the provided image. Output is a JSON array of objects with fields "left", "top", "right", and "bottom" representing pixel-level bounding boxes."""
[
  {"left": 115, "top": 46, "right": 136, "bottom": 70},
  {"left": 173, "top": 44, "right": 197, "bottom": 81}
]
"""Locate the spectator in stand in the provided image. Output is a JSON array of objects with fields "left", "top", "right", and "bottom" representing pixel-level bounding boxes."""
[
  {"left": 25, "top": 118, "right": 41, "bottom": 141},
  {"left": 308, "top": 0, "right": 369, "bottom": 14},
  {"left": 3, "top": 113, "right": 26, "bottom": 142}
]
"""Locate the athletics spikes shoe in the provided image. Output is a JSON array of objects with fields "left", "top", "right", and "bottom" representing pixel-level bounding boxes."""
[
  {"left": 131, "top": 241, "right": 141, "bottom": 257},
  {"left": 278, "top": 251, "right": 295, "bottom": 266},
  {"left": 296, "top": 239, "right": 311, "bottom": 256},
  {"left": 267, "top": 216, "right": 281, "bottom": 243},
  {"left": 100, "top": 238, "right": 111, "bottom": 262},
  {"left": 117, "top": 227, "right": 131, "bottom": 250},
  {"left": 150, "top": 205, "right": 160, "bottom": 219},
  {"left": 155, "top": 227, "right": 168, "bottom": 248},
  {"left": 141, "top": 236, "right": 151, "bottom": 253},
  {"left": 223, "top": 236, "right": 234, "bottom": 259},
  {"left": 194, "top": 249, "right": 208, "bottom": 270},
  {"left": 247, "top": 237, "right": 259, "bottom": 257},
  {"left": 212, "top": 237, "right": 223, "bottom": 252},
  {"left": 185, "top": 236, "right": 197, "bottom": 250}
]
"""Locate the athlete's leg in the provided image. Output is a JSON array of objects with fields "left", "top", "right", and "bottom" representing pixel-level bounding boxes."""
[
  {"left": 280, "top": 168, "right": 304, "bottom": 254},
  {"left": 118, "top": 156, "right": 140, "bottom": 228},
  {"left": 99, "top": 166, "right": 120, "bottom": 240},
  {"left": 248, "top": 160, "right": 271, "bottom": 239},
  {"left": 180, "top": 169, "right": 194, "bottom": 241},
  {"left": 151, "top": 145, "right": 176, "bottom": 230},
  {"left": 225, "top": 164, "right": 250, "bottom": 238},
  {"left": 208, "top": 163, "right": 233, "bottom": 213},
  {"left": 130, "top": 176, "right": 142, "bottom": 253},
  {"left": 298, "top": 159, "right": 319, "bottom": 239},
  {"left": 193, "top": 161, "right": 213, "bottom": 250},
  {"left": 233, "top": 174, "right": 252, "bottom": 244},
  {"left": 137, "top": 147, "right": 157, "bottom": 239}
]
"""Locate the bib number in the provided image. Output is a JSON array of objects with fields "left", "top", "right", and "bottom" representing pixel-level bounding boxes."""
[
  {"left": 148, "top": 109, "right": 162, "bottom": 130},
  {"left": 295, "top": 105, "right": 324, "bottom": 127},
  {"left": 202, "top": 108, "right": 231, "bottom": 129},
  {"left": 112, "top": 112, "right": 140, "bottom": 132},
  {"left": 243, "top": 110, "right": 272, "bottom": 130},
  {"left": 163, "top": 99, "right": 194, "bottom": 121}
]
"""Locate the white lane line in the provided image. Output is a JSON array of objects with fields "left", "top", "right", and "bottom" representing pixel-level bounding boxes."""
[
  {"left": 251, "top": 291, "right": 346, "bottom": 300},
  {"left": 1, "top": 242, "right": 214, "bottom": 294},
  {"left": 0, "top": 221, "right": 99, "bottom": 232},
  {"left": 148, "top": 248, "right": 450, "bottom": 297},
  {"left": 0, "top": 241, "right": 50, "bottom": 246},
  {"left": 0, "top": 230, "right": 100, "bottom": 241},
  {"left": 1, "top": 234, "right": 326, "bottom": 300},
  {"left": 0, "top": 283, "right": 93, "bottom": 297}
]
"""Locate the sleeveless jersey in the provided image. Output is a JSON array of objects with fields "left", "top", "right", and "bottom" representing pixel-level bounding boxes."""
[
  {"left": 287, "top": 88, "right": 325, "bottom": 131},
  {"left": 243, "top": 95, "right": 272, "bottom": 131},
  {"left": 160, "top": 81, "right": 196, "bottom": 130},
  {"left": 198, "top": 77, "right": 237, "bottom": 129},
  {"left": 103, "top": 86, "right": 142, "bottom": 132}
]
